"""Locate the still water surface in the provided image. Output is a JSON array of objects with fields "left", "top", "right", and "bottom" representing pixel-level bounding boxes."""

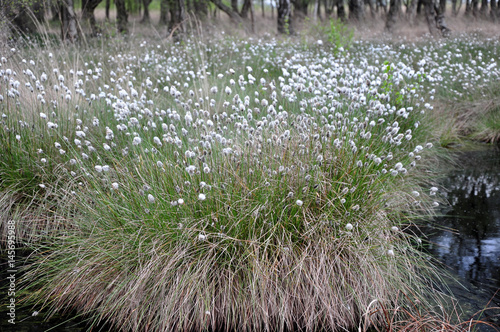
[{"left": 424, "top": 146, "right": 500, "bottom": 326}]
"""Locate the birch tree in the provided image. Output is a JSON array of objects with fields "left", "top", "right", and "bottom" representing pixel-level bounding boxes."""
[{"left": 61, "top": 0, "right": 78, "bottom": 42}]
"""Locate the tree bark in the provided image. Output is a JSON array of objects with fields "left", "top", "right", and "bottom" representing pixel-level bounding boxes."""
[
  {"left": 160, "top": 0, "right": 169, "bottom": 24},
  {"left": 50, "top": 0, "right": 60, "bottom": 21},
  {"left": 439, "top": 0, "right": 445, "bottom": 13},
  {"left": 241, "top": 0, "right": 251, "bottom": 18},
  {"left": 293, "top": 0, "right": 309, "bottom": 19},
  {"left": 278, "top": 0, "right": 293, "bottom": 33},
  {"left": 105, "top": 0, "right": 111, "bottom": 19},
  {"left": 337, "top": 0, "right": 346, "bottom": 20},
  {"left": 491, "top": 0, "right": 497, "bottom": 20},
  {"left": 210, "top": 0, "right": 244, "bottom": 22},
  {"left": 471, "top": 0, "right": 479, "bottom": 16},
  {"left": 82, "top": 0, "right": 102, "bottom": 35},
  {"left": 451, "top": 0, "right": 458, "bottom": 16},
  {"left": 232, "top": 0, "right": 239, "bottom": 12},
  {"left": 423, "top": 0, "right": 450, "bottom": 36},
  {"left": 349, "top": 0, "right": 364, "bottom": 20},
  {"left": 168, "top": 0, "right": 185, "bottom": 39},
  {"left": 61, "top": 0, "right": 78, "bottom": 42},
  {"left": 115, "top": 0, "right": 128, "bottom": 33},
  {"left": 366, "top": 0, "right": 375, "bottom": 17},
  {"left": 385, "top": 0, "right": 399, "bottom": 30},
  {"left": 141, "top": 0, "right": 152, "bottom": 22},
  {"left": 479, "top": 0, "right": 488, "bottom": 17},
  {"left": 194, "top": 0, "right": 209, "bottom": 18},
  {"left": 2, "top": 0, "right": 45, "bottom": 33},
  {"left": 465, "top": 0, "right": 471, "bottom": 15}
]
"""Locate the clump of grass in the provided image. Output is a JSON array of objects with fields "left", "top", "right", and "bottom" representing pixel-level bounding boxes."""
[
  {"left": 0, "top": 33, "right": 479, "bottom": 331},
  {"left": 363, "top": 290, "right": 500, "bottom": 331}
]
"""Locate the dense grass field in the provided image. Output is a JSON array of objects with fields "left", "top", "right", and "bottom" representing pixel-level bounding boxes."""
[{"left": 1, "top": 23, "right": 499, "bottom": 331}]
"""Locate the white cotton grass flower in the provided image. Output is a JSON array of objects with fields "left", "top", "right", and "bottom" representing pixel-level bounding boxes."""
[
  {"left": 132, "top": 137, "right": 142, "bottom": 145},
  {"left": 186, "top": 165, "right": 196, "bottom": 175},
  {"left": 391, "top": 226, "right": 399, "bottom": 232},
  {"left": 178, "top": 198, "right": 184, "bottom": 205},
  {"left": 387, "top": 249, "right": 395, "bottom": 257},
  {"left": 148, "top": 194, "right": 155, "bottom": 203},
  {"left": 296, "top": 199, "right": 303, "bottom": 207},
  {"left": 345, "top": 223, "right": 353, "bottom": 231},
  {"left": 198, "top": 193, "right": 206, "bottom": 201},
  {"left": 95, "top": 165, "right": 103, "bottom": 172},
  {"left": 111, "top": 182, "right": 119, "bottom": 190},
  {"left": 198, "top": 234, "right": 207, "bottom": 241}
]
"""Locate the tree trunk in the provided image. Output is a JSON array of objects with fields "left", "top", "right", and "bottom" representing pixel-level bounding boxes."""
[
  {"left": 241, "top": 0, "right": 251, "bottom": 18},
  {"left": 115, "top": 0, "right": 128, "bottom": 33},
  {"left": 491, "top": 0, "right": 497, "bottom": 20},
  {"left": 324, "top": 0, "right": 332, "bottom": 16},
  {"left": 479, "top": 0, "right": 488, "bottom": 17},
  {"left": 232, "top": 0, "right": 239, "bottom": 12},
  {"left": 385, "top": 0, "right": 399, "bottom": 30},
  {"left": 250, "top": 0, "right": 255, "bottom": 32},
  {"left": 472, "top": 0, "right": 479, "bottom": 16},
  {"left": 82, "top": 0, "right": 102, "bottom": 35},
  {"left": 105, "top": 0, "right": 111, "bottom": 19},
  {"left": 465, "top": 0, "right": 471, "bottom": 15},
  {"left": 168, "top": 0, "right": 185, "bottom": 38},
  {"left": 451, "top": 0, "right": 458, "bottom": 16},
  {"left": 407, "top": 0, "right": 417, "bottom": 23},
  {"left": 61, "top": 0, "right": 78, "bottom": 42},
  {"left": 293, "top": 0, "right": 309, "bottom": 19},
  {"left": 141, "top": 0, "right": 152, "bottom": 22},
  {"left": 262, "top": 0, "right": 265, "bottom": 17},
  {"left": 417, "top": 0, "right": 423, "bottom": 15},
  {"left": 423, "top": 0, "right": 450, "bottom": 36},
  {"left": 278, "top": 0, "right": 293, "bottom": 33},
  {"left": 349, "top": 0, "right": 364, "bottom": 20},
  {"left": 194, "top": 0, "right": 209, "bottom": 17},
  {"left": 210, "top": 0, "right": 245, "bottom": 21},
  {"left": 160, "top": 0, "right": 169, "bottom": 24},
  {"left": 337, "top": 0, "right": 346, "bottom": 20},
  {"left": 3, "top": 0, "right": 45, "bottom": 33},
  {"left": 50, "top": 0, "right": 60, "bottom": 21},
  {"left": 313, "top": 0, "right": 319, "bottom": 20},
  {"left": 439, "top": 0, "right": 445, "bottom": 13},
  {"left": 366, "top": 0, "right": 375, "bottom": 17}
]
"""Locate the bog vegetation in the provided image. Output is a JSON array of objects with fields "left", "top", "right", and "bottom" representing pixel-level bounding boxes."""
[{"left": 1, "top": 1, "right": 500, "bottom": 331}]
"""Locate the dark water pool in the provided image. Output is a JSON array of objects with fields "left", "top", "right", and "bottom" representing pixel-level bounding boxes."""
[{"left": 424, "top": 145, "right": 500, "bottom": 326}]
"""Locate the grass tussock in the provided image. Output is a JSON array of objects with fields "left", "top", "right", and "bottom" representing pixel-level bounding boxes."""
[{"left": 1, "top": 23, "right": 499, "bottom": 331}]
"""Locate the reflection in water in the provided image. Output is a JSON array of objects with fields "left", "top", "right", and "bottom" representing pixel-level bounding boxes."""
[{"left": 426, "top": 147, "right": 500, "bottom": 303}]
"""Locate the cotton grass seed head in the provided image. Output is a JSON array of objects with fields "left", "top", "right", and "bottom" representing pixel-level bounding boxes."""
[{"left": 148, "top": 194, "right": 155, "bottom": 203}]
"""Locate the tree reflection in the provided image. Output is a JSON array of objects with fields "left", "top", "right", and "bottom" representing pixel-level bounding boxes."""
[{"left": 427, "top": 147, "right": 500, "bottom": 295}]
